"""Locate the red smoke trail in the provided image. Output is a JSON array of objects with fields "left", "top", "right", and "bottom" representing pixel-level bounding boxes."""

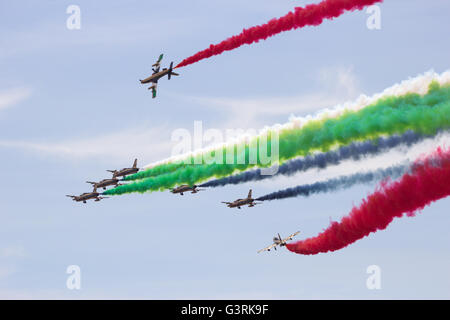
[
  {"left": 176, "top": 0, "right": 383, "bottom": 68},
  {"left": 286, "top": 147, "right": 450, "bottom": 255}
]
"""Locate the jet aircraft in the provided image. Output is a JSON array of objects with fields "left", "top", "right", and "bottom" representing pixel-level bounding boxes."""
[
  {"left": 222, "top": 189, "right": 260, "bottom": 209},
  {"left": 66, "top": 187, "right": 108, "bottom": 203},
  {"left": 139, "top": 54, "right": 179, "bottom": 98},
  {"left": 257, "top": 231, "right": 300, "bottom": 253},
  {"left": 171, "top": 185, "right": 203, "bottom": 195},
  {"left": 86, "top": 178, "right": 121, "bottom": 190},
  {"left": 107, "top": 159, "right": 139, "bottom": 179}
]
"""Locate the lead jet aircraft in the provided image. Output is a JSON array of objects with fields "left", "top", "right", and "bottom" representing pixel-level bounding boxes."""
[
  {"left": 86, "top": 178, "right": 121, "bottom": 190},
  {"left": 222, "top": 189, "right": 260, "bottom": 209},
  {"left": 66, "top": 187, "right": 108, "bottom": 203},
  {"left": 139, "top": 54, "right": 179, "bottom": 98},
  {"left": 107, "top": 159, "right": 139, "bottom": 179},
  {"left": 257, "top": 231, "right": 300, "bottom": 253},
  {"left": 171, "top": 184, "right": 204, "bottom": 196}
]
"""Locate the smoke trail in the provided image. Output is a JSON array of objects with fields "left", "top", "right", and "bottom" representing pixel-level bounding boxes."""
[
  {"left": 255, "top": 164, "right": 408, "bottom": 201},
  {"left": 176, "top": 0, "right": 382, "bottom": 68},
  {"left": 286, "top": 147, "right": 450, "bottom": 255},
  {"left": 104, "top": 83, "right": 450, "bottom": 195},
  {"left": 128, "top": 162, "right": 186, "bottom": 180},
  {"left": 145, "top": 71, "right": 450, "bottom": 172},
  {"left": 200, "top": 130, "right": 433, "bottom": 188}
]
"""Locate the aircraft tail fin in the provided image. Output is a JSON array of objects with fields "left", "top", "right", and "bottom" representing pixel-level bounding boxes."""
[
  {"left": 107, "top": 170, "right": 117, "bottom": 178},
  {"left": 152, "top": 54, "right": 163, "bottom": 67},
  {"left": 168, "top": 62, "right": 174, "bottom": 80},
  {"left": 247, "top": 189, "right": 252, "bottom": 199},
  {"left": 132, "top": 159, "right": 138, "bottom": 168}
]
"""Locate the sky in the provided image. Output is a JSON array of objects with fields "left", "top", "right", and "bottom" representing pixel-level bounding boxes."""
[{"left": 0, "top": 0, "right": 449, "bottom": 299}]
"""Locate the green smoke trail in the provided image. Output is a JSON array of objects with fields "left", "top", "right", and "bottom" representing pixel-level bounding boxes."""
[
  {"left": 106, "top": 82, "right": 450, "bottom": 195},
  {"left": 130, "top": 162, "right": 186, "bottom": 180},
  {"left": 126, "top": 81, "right": 450, "bottom": 182}
]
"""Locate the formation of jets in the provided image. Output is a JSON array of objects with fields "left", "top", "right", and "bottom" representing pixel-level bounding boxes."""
[
  {"left": 66, "top": 159, "right": 139, "bottom": 203},
  {"left": 67, "top": 54, "right": 301, "bottom": 253},
  {"left": 140, "top": 54, "right": 179, "bottom": 98},
  {"left": 67, "top": 167, "right": 298, "bottom": 251}
]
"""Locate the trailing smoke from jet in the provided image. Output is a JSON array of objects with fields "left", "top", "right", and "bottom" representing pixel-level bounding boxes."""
[
  {"left": 104, "top": 83, "right": 450, "bottom": 196},
  {"left": 200, "top": 130, "right": 433, "bottom": 188},
  {"left": 138, "top": 71, "right": 450, "bottom": 178},
  {"left": 176, "top": 0, "right": 382, "bottom": 68},
  {"left": 286, "top": 147, "right": 450, "bottom": 255},
  {"left": 256, "top": 164, "right": 408, "bottom": 201}
]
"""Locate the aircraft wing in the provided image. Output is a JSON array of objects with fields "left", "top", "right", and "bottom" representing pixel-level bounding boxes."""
[
  {"left": 152, "top": 54, "right": 163, "bottom": 67},
  {"left": 282, "top": 231, "right": 300, "bottom": 242},
  {"left": 257, "top": 243, "right": 277, "bottom": 253},
  {"left": 249, "top": 201, "right": 262, "bottom": 206}
]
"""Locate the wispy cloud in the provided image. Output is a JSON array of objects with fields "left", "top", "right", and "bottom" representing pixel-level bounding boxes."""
[
  {"left": 0, "top": 67, "right": 359, "bottom": 166},
  {"left": 183, "top": 66, "right": 360, "bottom": 128},
  {"left": 0, "top": 246, "right": 26, "bottom": 282},
  {"left": 0, "top": 245, "right": 26, "bottom": 259},
  {"left": 0, "top": 125, "right": 175, "bottom": 165},
  {"left": 0, "top": 88, "right": 31, "bottom": 111},
  {"left": 0, "top": 17, "right": 197, "bottom": 59}
]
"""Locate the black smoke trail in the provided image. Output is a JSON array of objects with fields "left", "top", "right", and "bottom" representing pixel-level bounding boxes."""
[
  {"left": 256, "top": 164, "right": 408, "bottom": 201},
  {"left": 200, "top": 131, "right": 433, "bottom": 188}
]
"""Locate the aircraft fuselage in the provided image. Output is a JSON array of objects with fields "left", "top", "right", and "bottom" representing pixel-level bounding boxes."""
[
  {"left": 227, "top": 198, "right": 254, "bottom": 208},
  {"left": 73, "top": 192, "right": 100, "bottom": 202},
  {"left": 140, "top": 69, "right": 170, "bottom": 84},
  {"left": 171, "top": 185, "right": 197, "bottom": 195},
  {"left": 114, "top": 168, "right": 139, "bottom": 178},
  {"left": 96, "top": 178, "right": 119, "bottom": 189}
]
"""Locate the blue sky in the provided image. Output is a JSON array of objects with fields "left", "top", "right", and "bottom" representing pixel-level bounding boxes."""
[{"left": 0, "top": 0, "right": 449, "bottom": 299}]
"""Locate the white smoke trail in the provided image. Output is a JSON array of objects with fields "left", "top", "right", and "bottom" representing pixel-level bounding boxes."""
[{"left": 145, "top": 70, "right": 450, "bottom": 169}]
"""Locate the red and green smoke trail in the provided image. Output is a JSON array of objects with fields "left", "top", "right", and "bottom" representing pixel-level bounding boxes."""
[
  {"left": 176, "top": 0, "right": 382, "bottom": 68},
  {"left": 286, "top": 147, "right": 450, "bottom": 255},
  {"left": 129, "top": 73, "right": 450, "bottom": 180},
  {"left": 126, "top": 81, "right": 450, "bottom": 183},
  {"left": 105, "top": 83, "right": 450, "bottom": 195}
]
